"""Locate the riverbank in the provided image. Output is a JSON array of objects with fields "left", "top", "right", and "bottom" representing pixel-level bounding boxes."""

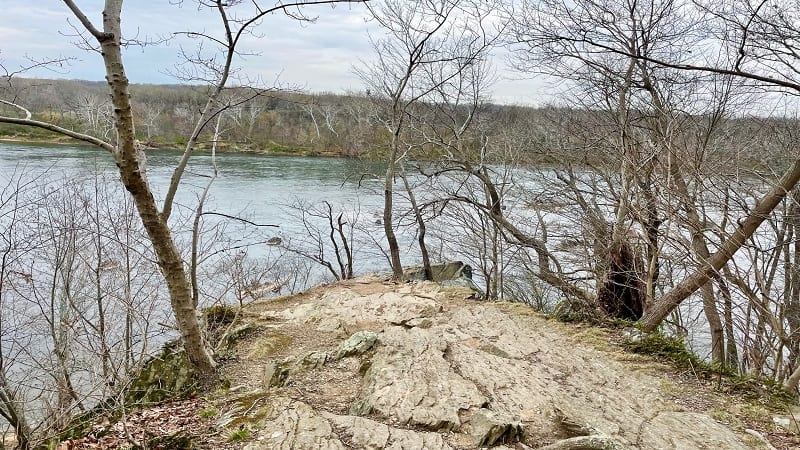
[{"left": 0, "top": 135, "right": 348, "bottom": 158}]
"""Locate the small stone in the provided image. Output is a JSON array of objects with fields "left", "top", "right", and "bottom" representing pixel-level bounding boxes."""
[
  {"left": 406, "top": 317, "right": 434, "bottom": 329},
  {"left": 622, "top": 327, "right": 644, "bottom": 344},
  {"left": 470, "top": 408, "right": 524, "bottom": 447},
  {"left": 263, "top": 360, "right": 290, "bottom": 388},
  {"left": 335, "top": 331, "right": 379, "bottom": 359},
  {"left": 773, "top": 415, "right": 799, "bottom": 433},
  {"left": 299, "top": 351, "right": 329, "bottom": 369}
]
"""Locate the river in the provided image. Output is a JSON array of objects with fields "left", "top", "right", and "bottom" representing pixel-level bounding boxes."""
[
  {"left": 0, "top": 141, "right": 384, "bottom": 230},
  {"left": 0, "top": 142, "right": 404, "bottom": 278}
]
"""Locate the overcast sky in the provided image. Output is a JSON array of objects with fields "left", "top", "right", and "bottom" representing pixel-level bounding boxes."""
[{"left": 0, "top": 1, "right": 554, "bottom": 105}]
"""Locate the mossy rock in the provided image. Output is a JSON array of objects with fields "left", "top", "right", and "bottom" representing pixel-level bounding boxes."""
[
  {"left": 204, "top": 304, "right": 238, "bottom": 342},
  {"left": 125, "top": 342, "right": 196, "bottom": 405}
]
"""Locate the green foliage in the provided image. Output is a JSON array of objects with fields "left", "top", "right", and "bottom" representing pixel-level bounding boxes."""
[
  {"left": 228, "top": 428, "right": 250, "bottom": 442},
  {"left": 624, "top": 333, "right": 705, "bottom": 369},
  {"left": 625, "top": 332, "right": 795, "bottom": 410},
  {"left": 197, "top": 407, "right": 218, "bottom": 419}
]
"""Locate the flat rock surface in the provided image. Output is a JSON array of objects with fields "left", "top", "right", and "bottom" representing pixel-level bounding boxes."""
[{"left": 220, "top": 278, "right": 778, "bottom": 449}]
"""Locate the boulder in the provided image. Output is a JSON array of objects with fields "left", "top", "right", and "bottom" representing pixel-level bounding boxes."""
[
  {"left": 335, "top": 331, "right": 379, "bottom": 360},
  {"left": 404, "top": 261, "right": 472, "bottom": 282}
]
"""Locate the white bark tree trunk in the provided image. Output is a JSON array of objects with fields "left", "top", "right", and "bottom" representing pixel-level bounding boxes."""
[{"left": 65, "top": 0, "right": 216, "bottom": 377}]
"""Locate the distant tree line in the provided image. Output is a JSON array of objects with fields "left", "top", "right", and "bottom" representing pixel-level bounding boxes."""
[{"left": 0, "top": 77, "right": 791, "bottom": 169}]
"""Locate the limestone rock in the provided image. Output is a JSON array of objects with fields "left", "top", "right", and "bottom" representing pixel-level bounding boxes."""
[
  {"left": 535, "top": 435, "right": 624, "bottom": 450},
  {"left": 243, "top": 398, "right": 455, "bottom": 450},
  {"left": 405, "top": 317, "right": 434, "bottom": 328},
  {"left": 278, "top": 288, "right": 442, "bottom": 328},
  {"left": 233, "top": 277, "right": 756, "bottom": 450},
  {"left": 335, "top": 331, "right": 379, "bottom": 359},
  {"left": 263, "top": 351, "right": 329, "bottom": 387},
  {"left": 469, "top": 408, "right": 524, "bottom": 447},
  {"left": 324, "top": 413, "right": 454, "bottom": 449}
]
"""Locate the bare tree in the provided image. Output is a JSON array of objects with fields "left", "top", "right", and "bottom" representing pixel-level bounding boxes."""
[
  {"left": 507, "top": 0, "right": 800, "bottom": 334},
  {"left": 356, "top": 0, "right": 499, "bottom": 280}
]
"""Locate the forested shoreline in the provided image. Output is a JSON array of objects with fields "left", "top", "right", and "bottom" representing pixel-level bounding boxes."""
[{"left": 0, "top": 77, "right": 794, "bottom": 170}]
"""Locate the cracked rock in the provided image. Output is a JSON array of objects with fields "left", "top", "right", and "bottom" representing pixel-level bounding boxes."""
[{"left": 351, "top": 326, "right": 486, "bottom": 431}]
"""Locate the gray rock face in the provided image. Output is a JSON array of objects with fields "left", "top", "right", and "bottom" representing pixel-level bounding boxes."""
[
  {"left": 639, "top": 412, "right": 752, "bottom": 450},
  {"left": 324, "top": 413, "right": 453, "bottom": 450},
  {"left": 278, "top": 286, "right": 442, "bottom": 329},
  {"left": 243, "top": 399, "right": 344, "bottom": 450},
  {"left": 244, "top": 397, "right": 455, "bottom": 450},
  {"left": 238, "top": 280, "right": 758, "bottom": 449},
  {"left": 351, "top": 326, "right": 486, "bottom": 431}
]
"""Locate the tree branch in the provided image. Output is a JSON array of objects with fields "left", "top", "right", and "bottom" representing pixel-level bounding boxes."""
[{"left": 0, "top": 116, "right": 115, "bottom": 153}]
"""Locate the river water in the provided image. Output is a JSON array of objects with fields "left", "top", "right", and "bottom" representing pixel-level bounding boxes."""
[
  {"left": 0, "top": 142, "right": 402, "bottom": 276},
  {"left": 0, "top": 142, "right": 384, "bottom": 230}
]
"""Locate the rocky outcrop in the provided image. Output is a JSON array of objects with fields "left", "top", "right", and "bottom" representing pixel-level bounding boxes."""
[{"left": 222, "top": 278, "right": 765, "bottom": 449}]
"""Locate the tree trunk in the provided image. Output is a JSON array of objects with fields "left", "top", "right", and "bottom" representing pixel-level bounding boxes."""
[
  {"left": 640, "top": 158, "right": 800, "bottom": 332},
  {"left": 596, "top": 238, "right": 646, "bottom": 320},
  {"left": 401, "top": 170, "right": 431, "bottom": 280},
  {"left": 717, "top": 275, "right": 739, "bottom": 369},
  {"left": 96, "top": 2, "right": 216, "bottom": 377},
  {"left": 784, "top": 358, "right": 800, "bottom": 394},
  {"left": 671, "top": 170, "right": 725, "bottom": 364},
  {"left": 384, "top": 136, "right": 404, "bottom": 280}
]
